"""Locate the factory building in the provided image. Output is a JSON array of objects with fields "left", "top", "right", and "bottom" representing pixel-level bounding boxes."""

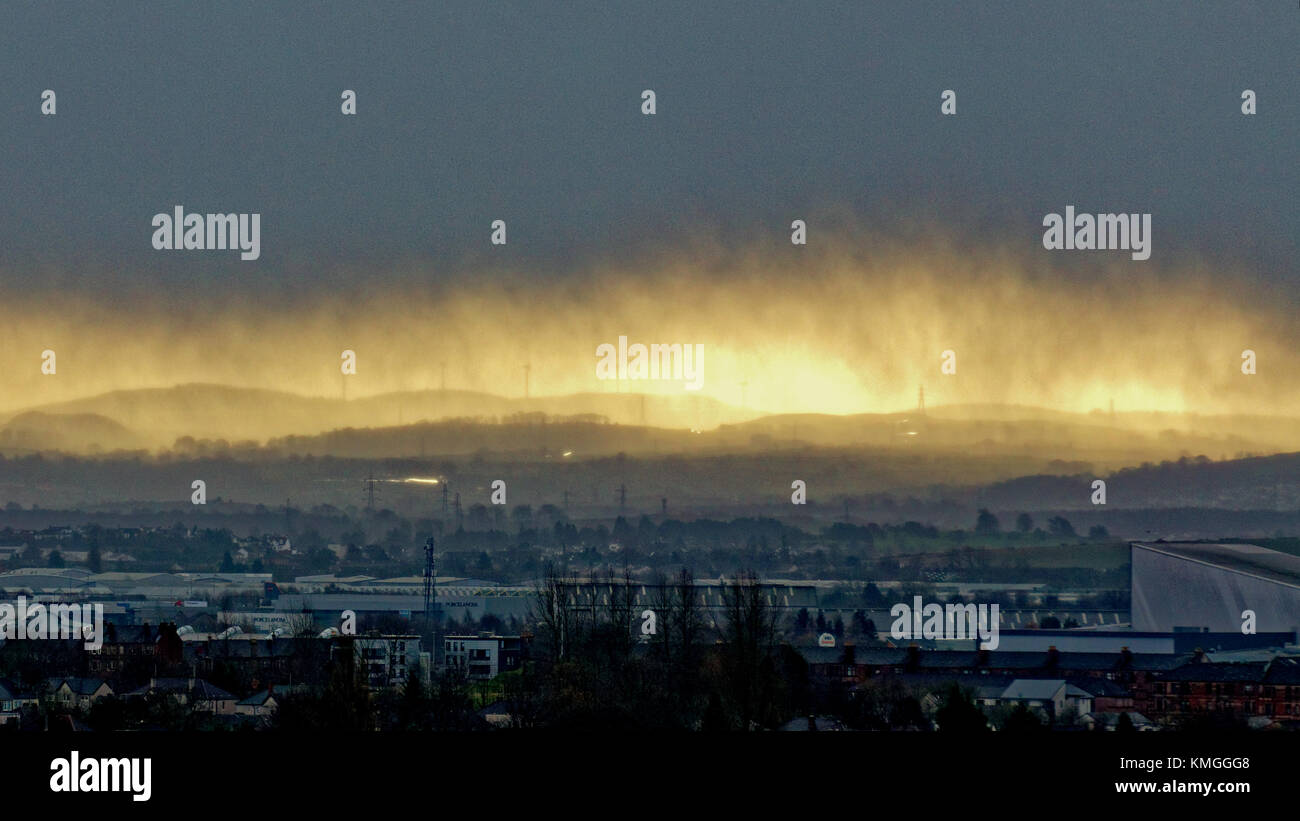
[{"left": 1131, "top": 542, "right": 1300, "bottom": 635}]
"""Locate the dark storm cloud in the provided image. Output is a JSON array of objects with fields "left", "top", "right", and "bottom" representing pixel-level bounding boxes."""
[{"left": 0, "top": 0, "right": 1294, "bottom": 297}]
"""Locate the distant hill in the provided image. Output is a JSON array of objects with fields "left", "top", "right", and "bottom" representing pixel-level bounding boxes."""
[
  {"left": 3, "top": 384, "right": 1298, "bottom": 468},
  {"left": 0, "top": 411, "right": 145, "bottom": 453},
  {"left": 0, "top": 383, "right": 755, "bottom": 449},
  {"left": 721, "top": 407, "right": 1300, "bottom": 465},
  {"left": 979, "top": 450, "right": 1300, "bottom": 511}
]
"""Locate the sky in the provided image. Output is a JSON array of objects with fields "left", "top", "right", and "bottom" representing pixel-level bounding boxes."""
[{"left": 0, "top": 1, "right": 1296, "bottom": 418}]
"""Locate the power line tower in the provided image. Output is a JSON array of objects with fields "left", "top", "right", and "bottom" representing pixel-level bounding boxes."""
[
  {"left": 918, "top": 385, "right": 926, "bottom": 416},
  {"left": 453, "top": 492, "right": 463, "bottom": 530},
  {"left": 441, "top": 482, "right": 450, "bottom": 516},
  {"left": 618, "top": 484, "right": 626, "bottom": 511},
  {"left": 422, "top": 537, "right": 437, "bottom": 629},
  {"left": 364, "top": 472, "right": 378, "bottom": 511}
]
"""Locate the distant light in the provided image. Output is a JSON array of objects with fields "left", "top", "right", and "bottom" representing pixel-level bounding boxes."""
[
  {"left": 905, "top": 431, "right": 918, "bottom": 436},
  {"left": 562, "top": 451, "right": 573, "bottom": 457},
  {"left": 403, "top": 477, "right": 439, "bottom": 484}
]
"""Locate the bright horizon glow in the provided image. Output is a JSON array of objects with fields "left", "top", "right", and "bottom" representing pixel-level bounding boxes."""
[{"left": 1, "top": 236, "right": 1292, "bottom": 428}]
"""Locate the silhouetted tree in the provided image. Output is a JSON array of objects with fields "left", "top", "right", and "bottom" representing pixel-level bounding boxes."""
[
  {"left": 1116, "top": 711, "right": 1136, "bottom": 733},
  {"left": 795, "top": 608, "right": 810, "bottom": 633},
  {"left": 1047, "top": 516, "right": 1076, "bottom": 538},
  {"left": 974, "top": 509, "right": 1000, "bottom": 536},
  {"left": 1003, "top": 702, "right": 1046, "bottom": 733},
  {"left": 935, "top": 683, "right": 989, "bottom": 733}
]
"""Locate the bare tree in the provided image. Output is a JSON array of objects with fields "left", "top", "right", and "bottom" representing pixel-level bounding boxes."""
[
  {"left": 675, "top": 567, "right": 704, "bottom": 664},
  {"left": 532, "top": 563, "right": 578, "bottom": 661},
  {"left": 602, "top": 565, "right": 638, "bottom": 657},
  {"left": 716, "top": 570, "right": 781, "bottom": 730}
]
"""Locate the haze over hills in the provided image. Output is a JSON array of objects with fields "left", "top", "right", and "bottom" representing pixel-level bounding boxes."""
[
  {"left": 980, "top": 450, "right": 1300, "bottom": 512},
  {"left": 2, "top": 384, "right": 1299, "bottom": 466},
  {"left": 728, "top": 409, "right": 1300, "bottom": 466},
  {"left": 0, "top": 383, "right": 757, "bottom": 449},
  {"left": 2, "top": 392, "right": 1297, "bottom": 535},
  {"left": 0, "top": 411, "right": 146, "bottom": 454},
  {"left": 0, "top": 438, "right": 1296, "bottom": 540}
]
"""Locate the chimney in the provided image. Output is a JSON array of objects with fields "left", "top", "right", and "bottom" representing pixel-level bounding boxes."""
[
  {"left": 842, "top": 642, "right": 856, "bottom": 666},
  {"left": 1046, "top": 646, "right": 1060, "bottom": 669},
  {"left": 905, "top": 643, "right": 921, "bottom": 672}
]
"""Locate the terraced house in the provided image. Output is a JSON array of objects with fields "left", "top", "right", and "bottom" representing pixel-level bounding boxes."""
[{"left": 1142, "top": 657, "right": 1300, "bottom": 723}]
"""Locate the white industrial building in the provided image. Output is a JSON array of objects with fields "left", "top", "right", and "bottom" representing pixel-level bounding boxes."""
[{"left": 1131, "top": 542, "right": 1300, "bottom": 634}]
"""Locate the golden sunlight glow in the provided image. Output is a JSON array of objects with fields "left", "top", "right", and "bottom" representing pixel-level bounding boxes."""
[{"left": 0, "top": 234, "right": 1291, "bottom": 435}]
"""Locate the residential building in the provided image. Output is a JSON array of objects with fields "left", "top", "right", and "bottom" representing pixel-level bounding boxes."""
[
  {"left": 46, "top": 677, "right": 113, "bottom": 711},
  {"left": 444, "top": 633, "right": 522, "bottom": 680},
  {"left": 331, "top": 634, "right": 421, "bottom": 689},
  {"left": 999, "top": 679, "right": 1094, "bottom": 719},
  {"left": 122, "top": 677, "right": 237, "bottom": 715}
]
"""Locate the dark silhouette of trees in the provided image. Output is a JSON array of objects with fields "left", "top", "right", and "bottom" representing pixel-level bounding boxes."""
[
  {"left": 1115, "top": 712, "right": 1135, "bottom": 733},
  {"left": 1048, "top": 516, "right": 1076, "bottom": 538},
  {"left": 1002, "top": 703, "right": 1046, "bottom": 733},
  {"left": 272, "top": 638, "right": 373, "bottom": 730},
  {"left": 934, "top": 683, "right": 989, "bottom": 733},
  {"left": 712, "top": 571, "right": 783, "bottom": 731},
  {"left": 975, "top": 508, "right": 1000, "bottom": 536}
]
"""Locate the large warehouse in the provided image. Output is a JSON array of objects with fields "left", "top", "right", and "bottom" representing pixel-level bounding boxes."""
[{"left": 1131, "top": 542, "right": 1300, "bottom": 634}]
